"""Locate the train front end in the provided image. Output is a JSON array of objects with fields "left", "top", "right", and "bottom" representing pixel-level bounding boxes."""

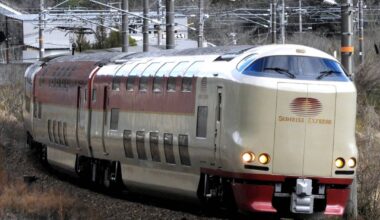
[{"left": 226, "top": 45, "right": 357, "bottom": 216}]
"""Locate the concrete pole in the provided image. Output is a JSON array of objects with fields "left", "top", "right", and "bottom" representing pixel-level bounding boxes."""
[
  {"left": 39, "top": 0, "right": 45, "bottom": 60},
  {"left": 122, "top": 0, "right": 129, "bottom": 52},
  {"left": 358, "top": 0, "right": 364, "bottom": 63},
  {"left": 271, "top": 0, "right": 277, "bottom": 44},
  {"left": 198, "top": 0, "right": 204, "bottom": 48},
  {"left": 157, "top": 0, "right": 161, "bottom": 46},
  {"left": 281, "top": 0, "right": 285, "bottom": 44},
  {"left": 299, "top": 0, "right": 302, "bottom": 33},
  {"left": 5, "top": 16, "right": 9, "bottom": 64},
  {"left": 341, "top": 0, "right": 354, "bottom": 76},
  {"left": 143, "top": 0, "right": 149, "bottom": 52},
  {"left": 166, "top": 0, "right": 175, "bottom": 49}
]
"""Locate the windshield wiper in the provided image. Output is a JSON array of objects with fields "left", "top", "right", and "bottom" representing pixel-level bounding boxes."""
[
  {"left": 264, "top": 67, "right": 296, "bottom": 79},
  {"left": 316, "top": 70, "right": 341, "bottom": 80}
]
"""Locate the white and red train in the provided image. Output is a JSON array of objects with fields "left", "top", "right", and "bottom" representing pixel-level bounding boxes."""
[{"left": 24, "top": 44, "right": 358, "bottom": 216}]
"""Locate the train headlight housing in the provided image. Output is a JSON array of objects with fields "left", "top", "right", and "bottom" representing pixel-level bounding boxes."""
[
  {"left": 242, "top": 152, "right": 255, "bottom": 163},
  {"left": 258, "top": 153, "right": 270, "bottom": 165},
  {"left": 348, "top": 158, "right": 356, "bottom": 168},
  {"left": 335, "top": 158, "right": 345, "bottom": 168}
]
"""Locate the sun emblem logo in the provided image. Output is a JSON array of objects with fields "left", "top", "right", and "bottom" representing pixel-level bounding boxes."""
[{"left": 290, "top": 97, "right": 322, "bottom": 117}]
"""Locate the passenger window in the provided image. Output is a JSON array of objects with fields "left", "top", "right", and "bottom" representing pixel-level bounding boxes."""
[
  {"left": 136, "top": 131, "right": 147, "bottom": 160},
  {"left": 33, "top": 98, "right": 37, "bottom": 118},
  {"left": 181, "top": 77, "right": 192, "bottom": 92},
  {"left": 126, "top": 76, "right": 136, "bottom": 91},
  {"left": 150, "top": 132, "right": 160, "bottom": 162},
  {"left": 167, "top": 77, "right": 176, "bottom": 92},
  {"left": 63, "top": 122, "right": 68, "bottom": 146},
  {"left": 112, "top": 77, "right": 120, "bottom": 91},
  {"left": 110, "top": 108, "right": 119, "bottom": 130},
  {"left": 179, "top": 135, "right": 191, "bottom": 166},
  {"left": 153, "top": 77, "right": 163, "bottom": 92},
  {"left": 170, "top": 62, "right": 190, "bottom": 76},
  {"left": 48, "top": 120, "right": 52, "bottom": 142},
  {"left": 38, "top": 102, "right": 42, "bottom": 119},
  {"left": 25, "top": 95, "right": 31, "bottom": 113},
  {"left": 164, "top": 133, "right": 175, "bottom": 164},
  {"left": 92, "top": 88, "right": 97, "bottom": 102},
  {"left": 58, "top": 121, "right": 63, "bottom": 145},
  {"left": 142, "top": 62, "right": 162, "bottom": 76},
  {"left": 139, "top": 77, "right": 148, "bottom": 92},
  {"left": 123, "top": 130, "right": 133, "bottom": 158},
  {"left": 53, "top": 120, "right": 57, "bottom": 143},
  {"left": 196, "top": 106, "right": 208, "bottom": 138}
]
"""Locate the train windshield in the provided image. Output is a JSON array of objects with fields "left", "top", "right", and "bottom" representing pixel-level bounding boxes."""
[{"left": 242, "top": 55, "right": 350, "bottom": 81}]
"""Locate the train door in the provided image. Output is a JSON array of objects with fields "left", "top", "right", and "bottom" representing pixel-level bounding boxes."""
[
  {"left": 76, "top": 87, "right": 82, "bottom": 150},
  {"left": 214, "top": 86, "right": 223, "bottom": 166},
  {"left": 101, "top": 86, "right": 109, "bottom": 155}
]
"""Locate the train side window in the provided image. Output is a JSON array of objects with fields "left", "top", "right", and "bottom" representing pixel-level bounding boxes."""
[
  {"left": 126, "top": 76, "right": 136, "bottom": 91},
  {"left": 181, "top": 77, "right": 192, "bottom": 92},
  {"left": 53, "top": 120, "right": 57, "bottom": 143},
  {"left": 196, "top": 106, "right": 208, "bottom": 138},
  {"left": 25, "top": 95, "right": 31, "bottom": 113},
  {"left": 33, "top": 98, "right": 37, "bottom": 118},
  {"left": 167, "top": 77, "right": 176, "bottom": 92},
  {"left": 112, "top": 77, "right": 120, "bottom": 91},
  {"left": 48, "top": 120, "right": 52, "bottom": 142},
  {"left": 58, "top": 121, "right": 63, "bottom": 145},
  {"left": 179, "top": 134, "right": 191, "bottom": 166},
  {"left": 136, "top": 131, "right": 147, "bottom": 160},
  {"left": 38, "top": 102, "right": 42, "bottom": 119},
  {"left": 92, "top": 88, "right": 97, "bottom": 102},
  {"left": 110, "top": 108, "right": 119, "bottom": 130},
  {"left": 153, "top": 77, "right": 163, "bottom": 92},
  {"left": 63, "top": 122, "right": 68, "bottom": 146},
  {"left": 164, "top": 133, "right": 175, "bottom": 164},
  {"left": 139, "top": 77, "right": 148, "bottom": 92},
  {"left": 123, "top": 130, "right": 133, "bottom": 158},
  {"left": 150, "top": 132, "right": 160, "bottom": 162}
]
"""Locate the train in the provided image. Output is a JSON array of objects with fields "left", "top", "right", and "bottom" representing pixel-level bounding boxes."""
[{"left": 24, "top": 44, "right": 358, "bottom": 216}]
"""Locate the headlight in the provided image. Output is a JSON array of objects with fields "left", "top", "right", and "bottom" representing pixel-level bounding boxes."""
[
  {"left": 335, "top": 158, "right": 345, "bottom": 168},
  {"left": 242, "top": 152, "right": 255, "bottom": 163},
  {"left": 348, "top": 158, "right": 356, "bottom": 168},
  {"left": 258, "top": 153, "right": 270, "bottom": 165}
]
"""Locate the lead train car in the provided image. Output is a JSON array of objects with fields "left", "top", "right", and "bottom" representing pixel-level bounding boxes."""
[{"left": 24, "top": 45, "right": 358, "bottom": 216}]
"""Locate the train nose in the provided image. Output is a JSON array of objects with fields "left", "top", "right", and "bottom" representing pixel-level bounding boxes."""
[{"left": 273, "top": 83, "right": 336, "bottom": 176}]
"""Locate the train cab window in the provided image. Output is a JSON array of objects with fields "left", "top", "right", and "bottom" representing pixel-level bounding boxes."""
[
  {"left": 123, "top": 130, "right": 134, "bottom": 158},
  {"left": 110, "top": 108, "right": 119, "bottom": 130},
  {"left": 92, "top": 89, "right": 97, "bottom": 102},
  {"left": 179, "top": 135, "right": 191, "bottom": 166},
  {"left": 126, "top": 76, "right": 136, "bottom": 91},
  {"left": 150, "top": 132, "right": 161, "bottom": 162},
  {"left": 164, "top": 133, "right": 175, "bottom": 164},
  {"left": 196, "top": 106, "right": 208, "bottom": 138},
  {"left": 237, "top": 54, "right": 257, "bottom": 71},
  {"left": 242, "top": 55, "right": 349, "bottom": 81},
  {"left": 63, "top": 122, "right": 68, "bottom": 146},
  {"left": 112, "top": 77, "right": 120, "bottom": 91},
  {"left": 139, "top": 77, "right": 148, "bottom": 92},
  {"left": 48, "top": 120, "right": 52, "bottom": 142},
  {"left": 136, "top": 131, "right": 147, "bottom": 160}
]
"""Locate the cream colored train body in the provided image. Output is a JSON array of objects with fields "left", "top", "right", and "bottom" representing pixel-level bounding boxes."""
[{"left": 24, "top": 44, "right": 357, "bottom": 216}]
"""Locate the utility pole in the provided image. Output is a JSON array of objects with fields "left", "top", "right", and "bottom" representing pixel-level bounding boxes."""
[
  {"left": 341, "top": 0, "right": 354, "bottom": 76},
  {"left": 299, "top": 0, "right": 302, "bottom": 33},
  {"left": 166, "top": 0, "right": 175, "bottom": 49},
  {"left": 280, "top": 0, "right": 285, "bottom": 44},
  {"left": 143, "top": 0, "right": 149, "bottom": 52},
  {"left": 122, "top": 0, "right": 129, "bottom": 52},
  {"left": 39, "top": 0, "right": 45, "bottom": 60},
  {"left": 358, "top": 0, "right": 364, "bottom": 64},
  {"left": 157, "top": 0, "right": 161, "bottom": 46},
  {"left": 5, "top": 16, "right": 9, "bottom": 64},
  {"left": 271, "top": 0, "right": 277, "bottom": 44},
  {"left": 198, "top": 0, "right": 204, "bottom": 48}
]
